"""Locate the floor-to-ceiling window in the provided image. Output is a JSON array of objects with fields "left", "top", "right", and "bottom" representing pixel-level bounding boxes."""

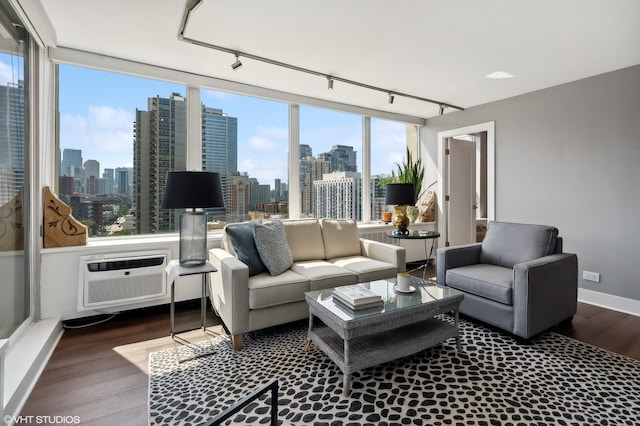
[
  {"left": 0, "top": 5, "right": 29, "bottom": 339},
  {"left": 57, "top": 65, "right": 187, "bottom": 236},
  {"left": 370, "top": 119, "right": 419, "bottom": 221},
  {"left": 200, "top": 89, "right": 288, "bottom": 224},
  {"left": 300, "top": 106, "right": 362, "bottom": 220},
  {"left": 52, "top": 52, "right": 424, "bottom": 233}
]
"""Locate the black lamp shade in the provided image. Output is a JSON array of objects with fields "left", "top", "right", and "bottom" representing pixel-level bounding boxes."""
[
  {"left": 162, "top": 171, "right": 225, "bottom": 209},
  {"left": 385, "top": 183, "right": 415, "bottom": 205}
]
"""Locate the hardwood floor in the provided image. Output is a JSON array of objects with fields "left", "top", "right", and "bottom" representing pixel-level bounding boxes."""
[{"left": 20, "top": 296, "right": 639, "bottom": 426}]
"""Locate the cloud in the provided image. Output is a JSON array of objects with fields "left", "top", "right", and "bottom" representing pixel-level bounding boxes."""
[
  {"left": 60, "top": 105, "right": 134, "bottom": 168},
  {"left": 246, "top": 126, "right": 288, "bottom": 153}
]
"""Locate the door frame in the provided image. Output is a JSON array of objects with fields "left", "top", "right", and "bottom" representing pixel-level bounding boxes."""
[{"left": 437, "top": 121, "right": 495, "bottom": 246}]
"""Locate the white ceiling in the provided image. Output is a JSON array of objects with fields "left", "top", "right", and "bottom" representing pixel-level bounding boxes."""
[{"left": 34, "top": 0, "right": 640, "bottom": 118}]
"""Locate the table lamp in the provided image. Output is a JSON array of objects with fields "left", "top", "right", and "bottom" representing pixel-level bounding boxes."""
[
  {"left": 162, "top": 171, "right": 225, "bottom": 266},
  {"left": 385, "top": 183, "right": 415, "bottom": 235}
]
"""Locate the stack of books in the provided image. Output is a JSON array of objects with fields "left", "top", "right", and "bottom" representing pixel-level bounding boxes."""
[{"left": 332, "top": 285, "right": 384, "bottom": 311}]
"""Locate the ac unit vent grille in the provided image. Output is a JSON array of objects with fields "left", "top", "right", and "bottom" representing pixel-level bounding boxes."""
[
  {"left": 87, "top": 273, "right": 164, "bottom": 304},
  {"left": 86, "top": 256, "right": 164, "bottom": 272}
]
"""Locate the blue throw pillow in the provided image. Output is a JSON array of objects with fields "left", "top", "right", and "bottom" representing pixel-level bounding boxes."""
[{"left": 225, "top": 222, "right": 267, "bottom": 276}]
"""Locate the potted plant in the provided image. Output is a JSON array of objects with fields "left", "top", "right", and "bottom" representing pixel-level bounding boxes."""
[{"left": 392, "top": 148, "right": 436, "bottom": 222}]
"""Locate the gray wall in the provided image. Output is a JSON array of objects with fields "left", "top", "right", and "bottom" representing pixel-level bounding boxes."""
[{"left": 423, "top": 65, "right": 640, "bottom": 302}]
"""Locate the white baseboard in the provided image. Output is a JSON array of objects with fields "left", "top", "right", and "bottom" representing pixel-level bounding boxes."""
[{"left": 578, "top": 288, "right": 640, "bottom": 317}]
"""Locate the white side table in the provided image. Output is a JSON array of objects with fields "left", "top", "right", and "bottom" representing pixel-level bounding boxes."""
[{"left": 166, "top": 259, "right": 218, "bottom": 362}]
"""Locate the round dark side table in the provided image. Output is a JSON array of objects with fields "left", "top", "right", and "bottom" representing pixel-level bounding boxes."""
[{"left": 387, "top": 231, "right": 440, "bottom": 280}]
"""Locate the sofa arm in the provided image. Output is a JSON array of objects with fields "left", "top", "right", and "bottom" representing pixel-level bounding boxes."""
[
  {"left": 512, "top": 253, "right": 578, "bottom": 338},
  {"left": 436, "top": 243, "right": 482, "bottom": 284},
  {"left": 360, "top": 238, "right": 406, "bottom": 273},
  {"left": 209, "top": 248, "right": 250, "bottom": 336}
]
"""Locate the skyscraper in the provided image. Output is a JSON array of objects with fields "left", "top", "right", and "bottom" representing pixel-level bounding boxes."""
[
  {"left": 134, "top": 93, "right": 187, "bottom": 234},
  {"left": 318, "top": 145, "right": 357, "bottom": 173},
  {"left": 313, "top": 171, "right": 363, "bottom": 220},
  {"left": 202, "top": 106, "right": 238, "bottom": 221},
  {"left": 300, "top": 156, "right": 331, "bottom": 217},
  {"left": 0, "top": 80, "right": 25, "bottom": 204},
  {"left": 83, "top": 159, "right": 100, "bottom": 194}
]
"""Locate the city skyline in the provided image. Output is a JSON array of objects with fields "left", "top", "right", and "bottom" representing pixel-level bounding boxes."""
[{"left": 57, "top": 64, "right": 409, "bottom": 190}]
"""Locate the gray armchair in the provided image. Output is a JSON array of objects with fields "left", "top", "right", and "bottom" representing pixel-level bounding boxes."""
[{"left": 436, "top": 221, "right": 578, "bottom": 339}]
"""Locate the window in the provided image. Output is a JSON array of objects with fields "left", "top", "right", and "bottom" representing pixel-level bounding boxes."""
[
  {"left": 57, "top": 65, "right": 186, "bottom": 236},
  {"left": 200, "top": 89, "right": 288, "bottom": 224},
  {"left": 370, "top": 119, "right": 418, "bottom": 222},
  {"left": 0, "top": 9, "right": 29, "bottom": 338},
  {"left": 300, "top": 106, "right": 362, "bottom": 220}
]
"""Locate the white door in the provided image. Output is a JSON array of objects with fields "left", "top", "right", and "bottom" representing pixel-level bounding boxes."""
[{"left": 447, "top": 138, "right": 476, "bottom": 246}]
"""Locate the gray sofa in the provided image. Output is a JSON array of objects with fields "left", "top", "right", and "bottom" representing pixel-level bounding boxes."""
[
  {"left": 436, "top": 221, "right": 578, "bottom": 339},
  {"left": 209, "top": 218, "right": 405, "bottom": 349}
]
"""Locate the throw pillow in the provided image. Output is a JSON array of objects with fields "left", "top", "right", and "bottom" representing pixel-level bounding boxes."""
[
  {"left": 224, "top": 221, "right": 267, "bottom": 276},
  {"left": 320, "top": 218, "right": 361, "bottom": 259},
  {"left": 253, "top": 220, "right": 293, "bottom": 276}
]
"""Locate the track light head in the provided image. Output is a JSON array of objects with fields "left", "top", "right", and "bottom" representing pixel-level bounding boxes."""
[
  {"left": 438, "top": 104, "right": 445, "bottom": 115},
  {"left": 327, "top": 77, "right": 334, "bottom": 90},
  {"left": 231, "top": 54, "right": 242, "bottom": 70},
  {"left": 388, "top": 93, "right": 395, "bottom": 104}
]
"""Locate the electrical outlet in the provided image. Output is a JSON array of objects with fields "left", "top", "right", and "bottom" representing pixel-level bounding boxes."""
[{"left": 582, "top": 270, "right": 600, "bottom": 283}]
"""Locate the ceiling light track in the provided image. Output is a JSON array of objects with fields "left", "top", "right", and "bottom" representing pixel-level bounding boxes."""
[{"left": 178, "top": 0, "right": 464, "bottom": 112}]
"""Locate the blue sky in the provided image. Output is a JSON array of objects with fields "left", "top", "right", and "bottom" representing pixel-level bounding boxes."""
[{"left": 53, "top": 64, "right": 409, "bottom": 189}]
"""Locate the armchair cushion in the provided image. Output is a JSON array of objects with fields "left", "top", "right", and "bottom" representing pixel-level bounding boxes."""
[
  {"left": 479, "top": 221, "right": 558, "bottom": 268},
  {"left": 320, "top": 218, "right": 361, "bottom": 259},
  {"left": 446, "top": 264, "right": 513, "bottom": 305},
  {"left": 254, "top": 220, "right": 293, "bottom": 275},
  {"left": 224, "top": 221, "right": 267, "bottom": 277}
]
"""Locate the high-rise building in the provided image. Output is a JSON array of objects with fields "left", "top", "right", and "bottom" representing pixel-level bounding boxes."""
[
  {"left": 115, "top": 167, "right": 131, "bottom": 198},
  {"left": 134, "top": 93, "right": 187, "bottom": 233},
  {"left": 249, "top": 177, "right": 270, "bottom": 211},
  {"left": 202, "top": 106, "right": 237, "bottom": 221},
  {"left": 313, "top": 171, "right": 363, "bottom": 220},
  {"left": 83, "top": 159, "right": 100, "bottom": 194},
  {"left": 102, "top": 168, "right": 115, "bottom": 194},
  {"left": 318, "top": 145, "right": 357, "bottom": 173},
  {"left": 0, "top": 80, "right": 25, "bottom": 203},
  {"left": 225, "top": 172, "right": 250, "bottom": 222},
  {"left": 300, "top": 144, "right": 312, "bottom": 159},
  {"left": 300, "top": 156, "right": 331, "bottom": 216}
]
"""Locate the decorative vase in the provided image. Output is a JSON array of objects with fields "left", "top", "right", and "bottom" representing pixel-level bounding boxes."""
[{"left": 392, "top": 205, "right": 409, "bottom": 235}]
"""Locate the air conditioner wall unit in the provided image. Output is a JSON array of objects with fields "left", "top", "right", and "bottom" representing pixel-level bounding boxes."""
[{"left": 78, "top": 250, "right": 170, "bottom": 311}]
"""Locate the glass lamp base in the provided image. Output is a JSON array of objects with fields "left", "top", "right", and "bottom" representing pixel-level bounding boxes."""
[{"left": 179, "top": 211, "right": 207, "bottom": 266}]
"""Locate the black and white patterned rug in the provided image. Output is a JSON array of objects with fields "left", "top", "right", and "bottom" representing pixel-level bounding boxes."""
[{"left": 149, "top": 317, "right": 640, "bottom": 425}]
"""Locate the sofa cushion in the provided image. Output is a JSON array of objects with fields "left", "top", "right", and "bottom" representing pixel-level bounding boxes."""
[
  {"left": 290, "top": 260, "right": 359, "bottom": 291},
  {"left": 479, "top": 221, "right": 558, "bottom": 268},
  {"left": 282, "top": 219, "right": 326, "bottom": 262},
  {"left": 248, "top": 270, "right": 309, "bottom": 309},
  {"left": 223, "top": 221, "right": 267, "bottom": 277},
  {"left": 254, "top": 220, "right": 293, "bottom": 275},
  {"left": 329, "top": 256, "right": 398, "bottom": 282},
  {"left": 320, "top": 218, "right": 361, "bottom": 259},
  {"left": 446, "top": 264, "right": 513, "bottom": 305}
]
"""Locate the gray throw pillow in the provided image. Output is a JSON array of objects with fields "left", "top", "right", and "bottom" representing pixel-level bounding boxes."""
[
  {"left": 225, "top": 222, "right": 267, "bottom": 276},
  {"left": 253, "top": 220, "right": 293, "bottom": 276}
]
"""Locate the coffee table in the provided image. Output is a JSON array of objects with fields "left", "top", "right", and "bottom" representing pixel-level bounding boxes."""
[{"left": 304, "top": 276, "right": 464, "bottom": 396}]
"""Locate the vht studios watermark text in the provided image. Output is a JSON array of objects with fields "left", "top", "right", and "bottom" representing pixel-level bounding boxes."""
[{"left": 3, "top": 415, "right": 80, "bottom": 425}]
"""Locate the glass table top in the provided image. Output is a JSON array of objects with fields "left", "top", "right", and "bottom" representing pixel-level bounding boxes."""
[{"left": 305, "top": 276, "right": 463, "bottom": 323}]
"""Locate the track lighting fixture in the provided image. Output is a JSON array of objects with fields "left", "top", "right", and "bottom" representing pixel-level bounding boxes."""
[
  {"left": 438, "top": 105, "right": 445, "bottom": 115},
  {"left": 231, "top": 54, "right": 242, "bottom": 70},
  {"left": 179, "top": 1, "right": 465, "bottom": 113}
]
